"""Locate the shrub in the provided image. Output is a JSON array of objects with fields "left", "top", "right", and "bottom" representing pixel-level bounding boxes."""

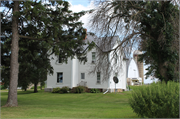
[
  {"left": 60, "top": 86, "right": 69, "bottom": 93},
  {"left": 90, "top": 88, "right": 100, "bottom": 93},
  {"left": 129, "top": 81, "right": 179, "bottom": 118},
  {"left": 70, "top": 86, "right": 86, "bottom": 93},
  {"left": 52, "top": 87, "right": 61, "bottom": 93},
  {"left": 59, "top": 90, "right": 63, "bottom": 94},
  {"left": 0, "top": 85, "right": 6, "bottom": 90},
  {"left": 84, "top": 87, "right": 90, "bottom": 93}
]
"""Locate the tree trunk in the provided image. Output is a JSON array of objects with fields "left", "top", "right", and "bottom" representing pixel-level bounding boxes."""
[
  {"left": 158, "top": 56, "right": 168, "bottom": 83},
  {"left": 34, "top": 83, "right": 38, "bottom": 93},
  {"left": 4, "top": 1, "right": 19, "bottom": 107}
]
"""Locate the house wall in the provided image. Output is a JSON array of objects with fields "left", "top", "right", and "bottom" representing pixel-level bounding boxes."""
[
  {"left": 109, "top": 60, "right": 127, "bottom": 90},
  {"left": 47, "top": 47, "right": 109, "bottom": 90},
  {"left": 47, "top": 53, "right": 73, "bottom": 88},
  {"left": 71, "top": 57, "right": 79, "bottom": 88},
  {"left": 46, "top": 37, "right": 127, "bottom": 91},
  {"left": 78, "top": 47, "right": 108, "bottom": 89},
  {"left": 108, "top": 42, "right": 127, "bottom": 91}
]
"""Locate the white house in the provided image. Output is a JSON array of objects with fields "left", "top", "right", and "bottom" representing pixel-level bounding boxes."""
[{"left": 45, "top": 33, "right": 128, "bottom": 93}]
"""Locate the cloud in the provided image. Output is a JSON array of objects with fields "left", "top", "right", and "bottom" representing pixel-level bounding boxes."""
[{"left": 68, "top": 1, "right": 96, "bottom": 30}]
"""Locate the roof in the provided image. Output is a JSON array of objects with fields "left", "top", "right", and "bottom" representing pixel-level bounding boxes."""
[
  {"left": 83, "top": 32, "right": 128, "bottom": 60},
  {"left": 83, "top": 32, "right": 119, "bottom": 52}
]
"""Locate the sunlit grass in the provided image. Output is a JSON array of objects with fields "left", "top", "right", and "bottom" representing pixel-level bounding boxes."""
[{"left": 1, "top": 89, "right": 139, "bottom": 118}]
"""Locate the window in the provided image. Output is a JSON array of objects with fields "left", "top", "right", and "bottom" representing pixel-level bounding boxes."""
[
  {"left": 57, "top": 73, "right": 63, "bottom": 83},
  {"left": 92, "top": 52, "right": 96, "bottom": 63},
  {"left": 58, "top": 50, "right": 64, "bottom": 63},
  {"left": 115, "top": 73, "right": 118, "bottom": 77},
  {"left": 81, "top": 73, "right": 85, "bottom": 79},
  {"left": 97, "top": 72, "right": 101, "bottom": 84},
  {"left": 59, "top": 54, "right": 62, "bottom": 63}
]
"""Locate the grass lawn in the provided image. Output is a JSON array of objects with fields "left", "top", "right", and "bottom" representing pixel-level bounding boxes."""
[{"left": 1, "top": 88, "right": 139, "bottom": 118}]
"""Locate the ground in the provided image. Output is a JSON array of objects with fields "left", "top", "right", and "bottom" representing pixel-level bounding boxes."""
[{"left": 1, "top": 88, "right": 139, "bottom": 118}]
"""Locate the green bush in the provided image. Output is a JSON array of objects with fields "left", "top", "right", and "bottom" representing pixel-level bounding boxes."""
[
  {"left": 60, "top": 86, "right": 69, "bottom": 93},
  {"left": 90, "top": 88, "right": 100, "bottom": 93},
  {"left": 84, "top": 87, "right": 90, "bottom": 93},
  {"left": 0, "top": 85, "right": 6, "bottom": 90},
  {"left": 129, "top": 81, "right": 179, "bottom": 118},
  {"left": 70, "top": 86, "right": 86, "bottom": 93},
  {"left": 52, "top": 87, "right": 61, "bottom": 93}
]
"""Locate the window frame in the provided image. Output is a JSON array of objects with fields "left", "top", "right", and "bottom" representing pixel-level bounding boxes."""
[
  {"left": 58, "top": 54, "right": 63, "bottom": 63},
  {"left": 92, "top": 52, "right": 96, "bottom": 63},
  {"left": 115, "top": 72, "right": 118, "bottom": 77},
  {"left": 81, "top": 73, "right": 85, "bottom": 79},
  {"left": 97, "top": 72, "right": 101, "bottom": 84},
  {"left": 58, "top": 50, "right": 65, "bottom": 64},
  {"left": 57, "top": 72, "right": 63, "bottom": 83}
]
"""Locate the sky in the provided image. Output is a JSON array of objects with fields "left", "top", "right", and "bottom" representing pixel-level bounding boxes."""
[
  {"left": 0, "top": 0, "right": 158, "bottom": 84},
  {"left": 68, "top": 0, "right": 95, "bottom": 30}
]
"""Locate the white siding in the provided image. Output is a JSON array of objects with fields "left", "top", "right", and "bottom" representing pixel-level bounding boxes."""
[
  {"left": 47, "top": 38, "right": 127, "bottom": 91},
  {"left": 78, "top": 47, "right": 108, "bottom": 89},
  {"left": 71, "top": 57, "right": 79, "bottom": 88},
  {"left": 109, "top": 59, "right": 127, "bottom": 90},
  {"left": 47, "top": 53, "right": 72, "bottom": 88}
]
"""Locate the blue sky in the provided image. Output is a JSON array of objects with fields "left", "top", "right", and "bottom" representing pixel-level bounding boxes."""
[{"left": 67, "top": 0, "right": 90, "bottom": 7}]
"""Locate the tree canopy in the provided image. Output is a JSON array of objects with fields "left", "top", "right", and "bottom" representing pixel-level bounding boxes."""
[
  {"left": 89, "top": 0, "right": 179, "bottom": 82},
  {"left": 1, "top": 0, "right": 90, "bottom": 107}
]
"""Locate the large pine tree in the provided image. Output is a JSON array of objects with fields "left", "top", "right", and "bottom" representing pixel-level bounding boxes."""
[{"left": 1, "top": 0, "right": 88, "bottom": 107}]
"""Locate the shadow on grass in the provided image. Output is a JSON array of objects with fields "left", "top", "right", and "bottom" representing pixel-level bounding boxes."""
[{"left": 17, "top": 91, "right": 35, "bottom": 95}]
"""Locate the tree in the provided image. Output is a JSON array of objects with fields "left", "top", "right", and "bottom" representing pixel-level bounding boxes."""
[
  {"left": 88, "top": 0, "right": 179, "bottom": 83},
  {"left": 18, "top": 40, "right": 53, "bottom": 93},
  {"left": 1, "top": 0, "right": 88, "bottom": 107},
  {"left": 138, "top": 1, "right": 179, "bottom": 82},
  {"left": 1, "top": 12, "right": 52, "bottom": 93}
]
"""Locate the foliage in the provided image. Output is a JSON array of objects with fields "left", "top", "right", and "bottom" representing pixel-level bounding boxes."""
[
  {"left": 1, "top": 0, "right": 90, "bottom": 106},
  {"left": 138, "top": 1, "right": 179, "bottom": 82},
  {"left": 128, "top": 86, "right": 130, "bottom": 90},
  {"left": 52, "top": 87, "right": 61, "bottom": 93},
  {"left": 90, "top": 88, "right": 100, "bottom": 93},
  {"left": 84, "top": 87, "right": 90, "bottom": 93},
  {"left": 70, "top": 86, "right": 86, "bottom": 93},
  {"left": 129, "top": 81, "right": 179, "bottom": 118},
  {"left": 60, "top": 86, "right": 69, "bottom": 93},
  {"left": 52, "top": 86, "right": 88, "bottom": 94},
  {"left": 89, "top": 1, "right": 179, "bottom": 83},
  {"left": 0, "top": 85, "right": 7, "bottom": 90}
]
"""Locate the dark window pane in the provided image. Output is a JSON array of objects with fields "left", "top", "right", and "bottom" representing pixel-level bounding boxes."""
[
  {"left": 97, "top": 72, "right": 100, "bottom": 83},
  {"left": 59, "top": 54, "right": 62, "bottom": 63},
  {"left": 81, "top": 73, "right": 85, "bottom": 79},
  {"left": 92, "top": 52, "right": 96, "bottom": 62},
  {"left": 57, "top": 73, "right": 63, "bottom": 83}
]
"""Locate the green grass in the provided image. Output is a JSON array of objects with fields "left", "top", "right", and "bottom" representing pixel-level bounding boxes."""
[{"left": 1, "top": 89, "right": 139, "bottom": 118}]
